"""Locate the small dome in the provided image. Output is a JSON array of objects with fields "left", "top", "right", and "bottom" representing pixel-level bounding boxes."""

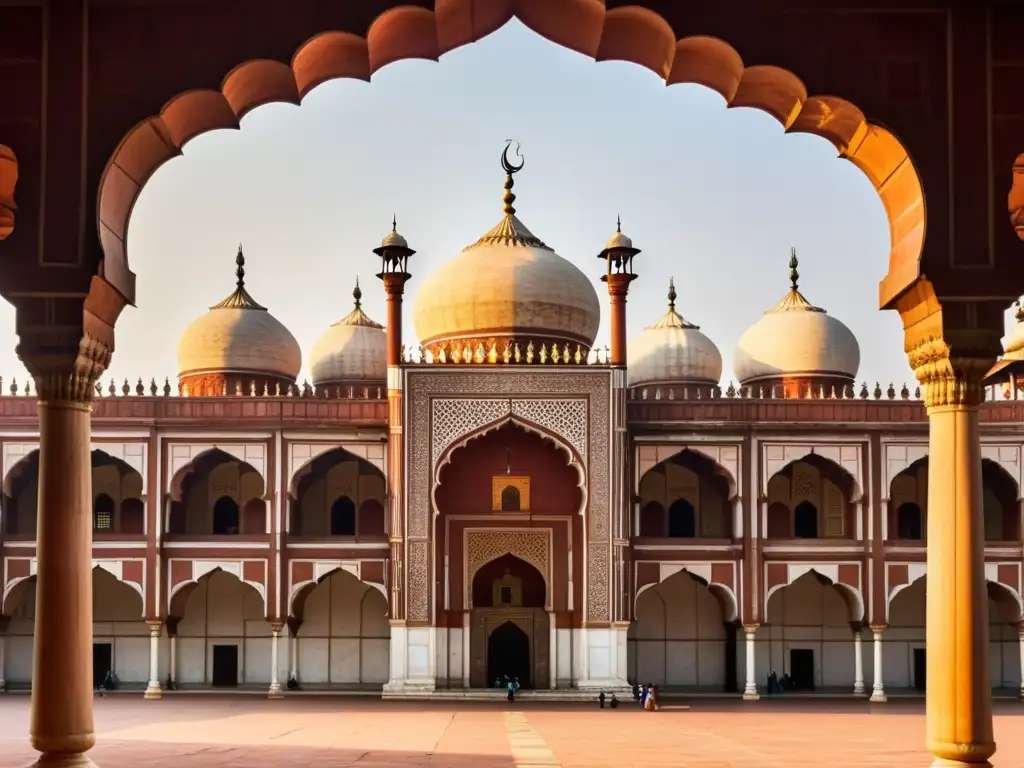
[
  {"left": 310, "top": 278, "right": 387, "bottom": 385},
  {"left": 380, "top": 216, "right": 408, "bottom": 250},
  {"left": 605, "top": 216, "right": 633, "bottom": 250},
  {"left": 733, "top": 251, "right": 860, "bottom": 385},
  {"left": 177, "top": 247, "right": 301, "bottom": 380},
  {"left": 628, "top": 279, "right": 722, "bottom": 387},
  {"left": 1003, "top": 302, "right": 1024, "bottom": 359},
  {"left": 413, "top": 147, "right": 601, "bottom": 354}
]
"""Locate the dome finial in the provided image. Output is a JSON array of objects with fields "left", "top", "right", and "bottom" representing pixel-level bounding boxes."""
[
  {"left": 236, "top": 244, "right": 246, "bottom": 289},
  {"left": 616, "top": 215, "right": 622, "bottom": 233},
  {"left": 392, "top": 214, "right": 397, "bottom": 233},
  {"left": 668, "top": 277, "right": 676, "bottom": 311},
  {"left": 353, "top": 275, "right": 362, "bottom": 310},
  {"left": 788, "top": 246, "right": 799, "bottom": 292},
  {"left": 501, "top": 140, "right": 524, "bottom": 216}
]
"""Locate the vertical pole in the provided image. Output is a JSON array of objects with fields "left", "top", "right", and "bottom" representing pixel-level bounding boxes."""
[
  {"left": 852, "top": 627, "right": 865, "bottom": 696},
  {"left": 869, "top": 626, "right": 887, "bottom": 702},
  {"left": 268, "top": 623, "right": 283, "bottom": 698},
  {"left": 170, "top": 635, "right": 177, "bottom": 686}
]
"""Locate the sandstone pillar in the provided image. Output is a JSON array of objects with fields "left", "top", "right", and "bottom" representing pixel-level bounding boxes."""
[
  {"left": 742, "top": 625, "right": 759, "bottom": 700},
  {"left": 852, "top": 626, "right": 865, "bottom": 696},
  {"left": 869, "top": 626, "right": 887, "bottom": 703},
  {"left": 910, "top": 341, "right": 995, "bottom": 766},
  {"left": 268, "top": 623, "right": 283, "bottom": 698},
  {"left": 143, "top": 621, "right": 162, "bottom": 699},
  {"left": 23, "top": 336, "right": 109, "bottom": 768}
]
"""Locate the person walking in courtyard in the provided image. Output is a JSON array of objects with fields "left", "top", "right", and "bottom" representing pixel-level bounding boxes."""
[{"left": 506, "top": 677, "right": 520, "bottom": 702}]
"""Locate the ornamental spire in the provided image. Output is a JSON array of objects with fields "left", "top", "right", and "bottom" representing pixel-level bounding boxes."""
[
  {"left": 353, "top": 275, "right": 362, "bottom": 310},
  {"left": 209, "top": 244, "right": 266, "bottom": 310},
  {"left": 788, "top": 246, "right": 799, "bottom": 292},
  {"left": 501, "top": 139, "right": 524, "bottom": 216},
  {"left": 668, "top": 276, "right": 677, "bottom": 312}
]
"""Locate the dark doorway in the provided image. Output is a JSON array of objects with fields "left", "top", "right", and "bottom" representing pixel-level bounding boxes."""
[
  {"left": 92, "top": 643, "right": 113, "bottom": 688},
  {"left": 789, "top": 648, "right": 815, "bottom": 690},
  {"left": 500, "top": 485, "right": 521, "bottom": 511},
  {"left": 211, "top": 644, "right": 239, "bottom": 686},
  {"left": 93, "top": 493, "right": 115, "bottom": 532},
  {"left": 667, "top": 499, "right": 696, "bottom": 538},
  {"left": 487, "top": 621, "right": 531, "bottom": 688},
  {"left": 793, "top": 502, "right": 819, "bottom": 538},
  {"left": 212, "top": 495, "right": 240, "bottom": 535},
  {"left": 913, "top": 648, "right": 927, "bottom": 691},
  {"left": 897, "top": 503, "right": 923, "bottom": 540},
  {"left": 330, "top": 496, "right": 356, "bottom": 535}
]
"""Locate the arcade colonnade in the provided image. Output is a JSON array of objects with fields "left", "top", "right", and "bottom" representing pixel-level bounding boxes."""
[{"left": 0, "top": 2, "right": 1022, "bottom": 768}]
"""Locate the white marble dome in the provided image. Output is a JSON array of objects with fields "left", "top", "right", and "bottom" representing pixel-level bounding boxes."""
[
  {"left": 177, "top": 248, "right": 301, "bottom": 380},
  {"left": 310, "top": 280, "right": 386, "bottom": 384},
  {"left": 628, "top": 279, "right": 722, "bottom": 387},
  {"left": 413, "top": 167, "right": 600, "bottom": 352},
  {"left": 733, "top": 253, "right": 860, "bottom": 385}
]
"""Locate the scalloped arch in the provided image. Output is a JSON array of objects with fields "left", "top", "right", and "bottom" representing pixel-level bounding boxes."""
[
  {"left": 432, "top": 414, "right": 588, "bottom": 519},
  {"left": 95, "top": 0, "right": 926, "bottom": 295},
  {"left": 634, "top": 567, "right": 738, "bottom": 624},
  {"left": 290, "top": 566, "right": 387, "bottom": 621},
  {"left": 765, "top": 567, "right": 865, "bottom": 624}
]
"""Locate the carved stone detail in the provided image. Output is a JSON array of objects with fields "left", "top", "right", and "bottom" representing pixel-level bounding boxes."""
[
  {"left": 587, "top": 541, "right": 610, "bottom": 621},
  {"left": 465, "top": 529, "right": 551, "bottom": 609},
  {"left": 431, "top": 398, "right": 510, "bottom": 469},
  {"left": 511, "top": 399, "right": 587, "bottom": 462},
  {"left": 408, "top": 370, "right": 611, "bottom": 623}
]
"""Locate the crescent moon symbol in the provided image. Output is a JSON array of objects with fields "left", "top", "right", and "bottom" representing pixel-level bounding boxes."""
[{"left": 501, "top": 140, "right": 525, "bottom": 175}]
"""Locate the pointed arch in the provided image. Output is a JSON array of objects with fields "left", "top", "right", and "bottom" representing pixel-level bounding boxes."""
[
  {"left": 289, "top": 565, "right": 387, "bottom": 620},
  {"left": 433, "top": 414, "right": 586, "bottom": 518},
  {"left": 3, "top": 564, "right": 145, "bottom": 617},
  {"left": 634, "top": 567, "right": 738, "bottom": 624},
  {"left": 288, "top": 445, "right": 386, "bottom": 500},
  {"left": 167, "top": 566, "right": 266, "bottom": 618},
  {"left": 168, "top": 446, "right": 266, "bottom": 501},
  {"left": 986, "top": 581, "right": 1024, "bottom": 624},
  {"left": 637, "top": 447, "right": 739, "bottom": 500},
  {"left": 766, "top": 567, "right": 865, "bottom": 624}
]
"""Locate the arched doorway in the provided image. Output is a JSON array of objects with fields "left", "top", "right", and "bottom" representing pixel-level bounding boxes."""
[
  {"left": 470, "top": 553, "right": 549, "bottom": 690},
  {"left": 488, "top": 621, "right": 531, "bottom": 688},
  {"left": 212, "top": 496, "right": 240, "bottom": 535},
  {"left": 289, "top": 448, "right": 387, "bottom": 538},
  {"left": 168, "top": 449, "right": 265, "bottom": 535},
  {"left": 765, "top": 455, "right": 858, "bottom": 540},
  {"left": 636, "top": 449, "right": 734, "bottom": 539}
]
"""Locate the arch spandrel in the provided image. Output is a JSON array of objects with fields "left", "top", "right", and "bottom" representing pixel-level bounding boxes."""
[
  {"left": 765, "top": 563, "right": 865, "bottom": 624},
  {"left": 287, "top": 442, "right": 386, "bottom": 499},
  {"left": 635, "top": 444, "right": 739, "bottom": 499},
  {"left": 289, "top": 562, "right": 387, "bottom": 620},
  {"left": 167, "top": 443, "right": 267, "bottom": 500},
  {"left": 90, "top": 2, "right": 931, "bottom": 311},
  {"left": 634, "top": 563, "right": 739, "bottom": 624},
  {"left": 166, "top": 560, "right": 267, "bottom": 618},
  {"left": 762, "top": 443, "right": 863, "bottom": 501}
]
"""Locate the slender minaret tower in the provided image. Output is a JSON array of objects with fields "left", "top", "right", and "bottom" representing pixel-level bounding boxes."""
[
  {"left": 597, "top": 216, "right": 641, "bottom": 365},
  {"left": 374, "top": 219, "right": 414, "bottom": 631}
]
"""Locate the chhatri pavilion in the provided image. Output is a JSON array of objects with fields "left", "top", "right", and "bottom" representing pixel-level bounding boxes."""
[{"left": 1, "top": 151, "right": 1021, "bottom": 702}]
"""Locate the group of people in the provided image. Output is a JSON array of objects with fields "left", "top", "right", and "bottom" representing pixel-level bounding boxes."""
[
  {"left": 494, "top": 674, "right": 522, "bottom": 701},
  {"left": 632, "top": 682, "right": 659, "bottom": 711}
]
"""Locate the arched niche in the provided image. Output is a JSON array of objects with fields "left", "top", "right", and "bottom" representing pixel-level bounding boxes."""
[
  {"left": 888, "top": 457, "right": 1021, "bottom": 542},
  {"left": 2, "top": 449, "right": 145, "bottom": 537},
  {"left": 637, "top": 449, "right": 734, "bottom": 539},
  {"left": 289, "top": 447, "right": 386, "bottom": 538},
  {"left": 765, "top": 455, "right": 859, "bottom": 540},
  {"left": 166, "top": 448, "right": 267, "bottom": 536},
  {"left": 290, "top": 568, "right": 390, "bottom": 686},
  {"left": 471, "top": 554, "right": 546, "bottom": 610},
  {"left": 3, "top": 566, "right": 144, "bottom": 619},
  {"left": 766, "top": 569, "right": 865, "bottom": 625},
  {"left": 629, "top": 568, "right": 736, "bottom": 690},
  {"left": 434, "top": 417, "right": 586, "bottom": 518}
]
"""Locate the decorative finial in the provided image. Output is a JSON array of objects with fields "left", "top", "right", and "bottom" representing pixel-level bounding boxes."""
[
  {"left": 392, "top": 214, "right": 397, "bottom": 233},
  {"left": 501, "top": 140, "right": 524, "bottom": 216},
  {"left": 236, "top": 244, "right": 246, "bottom": 289},
  {"left": 667, "top": 277, "right": 676, "bottom": 312},
  {"left": 353, "top": 275, "right": 362, "bottom": 310},
  {"left": 788, "top": 246, "right": 799, "bottom": 292},
  {"left": 616, "top": 215, "right": 622, "bottom": 233}
]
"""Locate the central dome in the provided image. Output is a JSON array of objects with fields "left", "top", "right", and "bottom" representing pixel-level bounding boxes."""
[{"left": 413, "top": 148, "right": 601, "bottom": 357}]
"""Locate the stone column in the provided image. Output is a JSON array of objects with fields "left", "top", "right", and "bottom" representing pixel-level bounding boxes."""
[
  {"left": 143, "top": 621, "right": 162, "bottom": 699},
  {"left": 869, "top": 625, "right": 887, "bottom": 703},
  {"left": 1018, "top": 625, "right": 1024, "bottom": 700},
  {"left": 268, "top": 623, "right": 283, "bottom": 698},
  {"left": 23, "top": 336, "right": 109, "bottom": 767},
  {"left": 852, "top": 624, "right": 865, "bottom": 696},
  {"left": 909, "top": 342, "right": 995, "bottom": 766},
  {"left": 742, "top": 625, "right": 759, "bottom": 700},
  {"left": 169, "top": 635, "right": 177, "bottom": 687}
]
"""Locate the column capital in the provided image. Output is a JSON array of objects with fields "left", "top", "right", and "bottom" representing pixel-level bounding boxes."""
[
  {"left": 145, "top": 620, "right": 162, "bottom": 634},
  {"left": 270, "top": 621, "right": 285, "bottom": 634},
  {"left": 742, "top": 623, "right": 759, "bottom": 634},
  {"left": 868, "top": 624, "right": 887, "bottom": 635},
  {"left": 906, "top": 329, "right": 999, "bottom": 410},
  {"left": 17, "top": 329, "right": 111, "bottom": 407}
]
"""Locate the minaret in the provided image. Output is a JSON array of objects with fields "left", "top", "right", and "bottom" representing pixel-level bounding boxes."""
[
  {"left": 597, "top": 216, "right": 640, "bottom": 366},
  {"left": 374, "top": 218, "right": 414, "bottom": 637}
]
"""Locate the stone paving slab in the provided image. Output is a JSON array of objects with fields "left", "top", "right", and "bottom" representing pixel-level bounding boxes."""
[{"left": 0, "top": 696, "right": 1021, "bottom": 767}]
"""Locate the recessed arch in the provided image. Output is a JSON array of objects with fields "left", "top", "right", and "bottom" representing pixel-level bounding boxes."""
[
  {"left": 289, "top": 566, "right": 387, "bottom": 621},
  {"left": 168, "top": 446, "right": 266, "bottom": 502},
  {"left": 2, "top": 565, "right": 145, "bottom": 617},
  {"left": 95, "top": 3, "right": 925, "bottom": 306},
  {"left": 288, "top": 445, "right": 386, "bottom": 500},
  {"left": 888, "top": 573, "right": 1024, "bottom": 626},
  {"left": 634, "top": 568, "right": 738, "bottom": 624},
  {"left": 766, "top": 568, "right": 865, "bottom": 624},
  {"left": 433, "top": 415, "right": 586, "bottom": 518},
  {"left": 638, "top": 447, "right": 738, "bottom": 502},
  {"left": 167, "top": 566, "right": 266, "bottom": 618}
]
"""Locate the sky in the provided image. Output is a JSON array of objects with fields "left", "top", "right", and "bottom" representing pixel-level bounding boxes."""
[{"left": 4, "top": 18, "right": 1001, "bottom": 391}]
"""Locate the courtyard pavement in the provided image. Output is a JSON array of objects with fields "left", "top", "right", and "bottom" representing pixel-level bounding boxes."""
[{"left": 0, "top": 695, "right": 1022, "bottom": 766}]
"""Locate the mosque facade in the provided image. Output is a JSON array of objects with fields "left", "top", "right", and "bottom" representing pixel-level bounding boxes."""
[{"left": 1, "top": 154, "right": 1023, "bottom": 701}]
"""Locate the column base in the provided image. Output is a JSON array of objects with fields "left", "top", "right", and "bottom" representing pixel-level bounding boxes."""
[
  {"left": 852, "top": 683, "right": 866, "bottom": 697},
  {"left": 267, "top": 684, "right": 284, "bottom": 700},
  {"left": 26, "top": 755, "right": 97, "bottom": 767},
  {"left": 869, "top": 691, "right": 887, "bottom": 703},
  {"left": 142, "top": 684, "right": 162, "bottom": 700},
  {"left": 742, "top": 691, "right": 760, "bottom": 701}
]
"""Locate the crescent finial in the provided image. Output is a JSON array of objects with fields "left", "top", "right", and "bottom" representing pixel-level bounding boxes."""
[{"left": 501, "top": 140, "right": 525, "bottom": 175}]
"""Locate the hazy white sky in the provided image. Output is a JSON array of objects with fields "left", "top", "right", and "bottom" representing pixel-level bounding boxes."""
[{"left": 5, "top": 19, "right": 1013, "bottom": 391}]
